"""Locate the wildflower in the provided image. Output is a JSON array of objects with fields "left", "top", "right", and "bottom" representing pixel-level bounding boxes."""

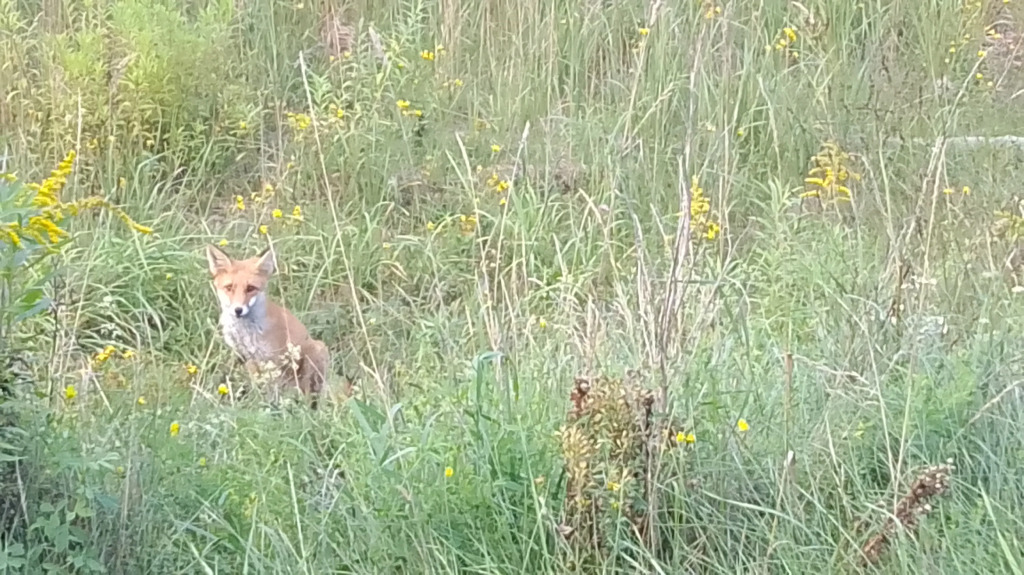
[
  {"left": 962, "top": 186, "right": 971, "bottom": 195},
  {"left": 491, "top": 144, "right": 501, "bottom": 153},
  {"left": 382, "top": 242, "right": 392, "bottom": 250},
  {"left": 453, "top": 78, "right": 464, "bottom": 87},
  {"left": 335, "top": 109, "right": 345, "bottom": 119},
  {"left": 499, "top": 197, "right": 507, "bottom": 206},
  {"left": 737, "top": 418, "right": 749, "bottom": 432},
  {"left": 638, "top": 27, "right": 650, "bottom": 36},
  {"left": 259, "top": 225, "right": 268, "bottom": 235},
  {"left": 538, "top": 317, "right": 548, "bottom": 329},
  {"left": 675, "top": 431, "right": 696, "bottom": 444},
  {"left": 445, "top": 466, "right": 454, "bottom": 478},
  {"left": 420, "top": 50, "right": 435, "bottom": 61},
  {"left": 137, "top": 396, "right": 146, "bottom": 405},
  {"left": 199, "top": 457, "right": 207, "bottom": 467},
  {"left": 272, "top": 209, "right": 283, "bottom": 219},
  {"left": 943, "top": 188, "right": 953, "bottom": 195},
  {"left": 784, "top": 27, "right": 797, "bottom": 43},
  {"left": 976, "top": 73, "right": 984, "bottom": 80},
  {"left": 978, "top": 50, "right": 987, "bottom": 58},
  {"left": 426, "top": 221, "right": 436, "bottom": 231},
  {"left": 122, "top": 349, "right": 136, "bottom": 360},
  {"left": 218, "top": 384, "right": 229, "bottom": 396},
  {"left": 238, "top": 121, "right": 247, "bottom": 130},
  {"left": 396, "top": 100, "right": 410, "bottom": 109},
  {"left": 607, "top": 481, "right": 621, "bottom": 492},
  {"left": 219, "top": 238, "right": 229, "bottom": 247},
  {"left": 116, "top": 466, "right": 124, "bottom": 475},
  {"left": 705, "top": 221, "right": 720, "bottom": 240},
  {"left": 64, "top": 385, "right": 77, "bottom": 400},
  {"left": 736, "top": 128, "right": 745, "bottom": 138},
  {"left": 285, "top": 112, "right": 311, "bottom": 131},
  {"left": 185, "top": 363, "right": 198, "bottom": 376},
  {"left": 170, "top": 422, "right": 180, "bottom": 437},
  {"left": 292, "top": 205, "right": 303, "bottom": 220},
  {"left": 235, "top": 196, "right": 245, "bottom": 210},
  {"left": 496, "top": 180, "right": 510, "bottom": 193}
]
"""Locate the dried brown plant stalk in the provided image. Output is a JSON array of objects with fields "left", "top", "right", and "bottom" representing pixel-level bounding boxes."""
[{"left": 860, "top": 462, "right": 953, "bottom": 566}]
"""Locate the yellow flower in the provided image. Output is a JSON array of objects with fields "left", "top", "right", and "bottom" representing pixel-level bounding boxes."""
[
  {"left": 382, "top": 242, "right": 392, "bottom": 250},
  {"left": 335, "top": 109, "right": 344, "bottom": 119},
  {"left": 607, "top": 481, "right": 621, "bottom": 492},
  {"left": 292, "top": 205, "right": 303, "bottom": 220},
  {"left": 199, "top": 457, "right": 207, "bottom": 467},
  {"left": 396, "top": 100, "right": 410, "bottom": 109},
  {"left": 413, "top": 109, "right": 423, "bottom": 117},
  {"left": 705, "top": 221, "right": 720, "bottom": 240},
  {"left": 638, "top": 27, "right": 650, "bottom": 36},
  {"left": 259, "top": 225, "right": 268, "bottom": 235},
  {"left": 445, "top": 466, "right": 454, "bottom": 478},
  {"left": 238, "top": 121, "right": 248, "bottom": 130},
  {"left": 121, "top": 349, "right": 135, "bottom": 360},
  {"left": 218, "top": 384, "right": 229, "bottom": 396},
  {"left": 420, "top": 50, "right": 435, "bottom": 61},
  {"left": 496, "top": 180, "right": 510, "bottom": 192},
  {"left": 783, "top": 27, "right": 797, "bottom": 43},
  {"left": 978, "top": 50, "right": 987, "bottom": 58},
  {"left": 499, "top": 197, "right": 507, "bottom": 206},
  {"left": 453, "top": 78, "right": 464, "bottom": 87},
  {"left": 962, "top": 186, "right": 971, "bottom": 195},
  {"left": 426, "top": 221, "right": 436, "bottom": 231},
  {"left": 219, "top": 238, "right": 229, "bottom": 247},
  {"left": 170, "top": 422, "right": 180, "bottom": 437},
  {"left": 943, "top": 188, "right": 954, "bottom": 195},
  {"left": 538, "top": 317, "right": 548, "bottom": 329},
  {"left": 272, "top": 209, "right": 283, "bottom": 219},
  {"left": 235, "top": 196, "right": 245, "bottom": 210},
  {"left": 491, "top": 144, "right": 501, "bottom": 153},
  {"left": 64, "top": 385, "right": 77, "bottom": 400},
  {"left": 737, "top": 418, "right": 749, "bottom": 432},
  {"left": 676, "top": 431, "right": 696, "bottom": 444},
  {"left": 137, "top": 396, "right": 146, "bottom": 405},
  {"left": 185, "top": 363, "right": 198, "bottom": 375}
]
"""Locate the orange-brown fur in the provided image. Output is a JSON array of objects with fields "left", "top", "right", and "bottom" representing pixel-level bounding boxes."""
[{"left": 206, "top": 246, "right": 329, "bottom": 407}]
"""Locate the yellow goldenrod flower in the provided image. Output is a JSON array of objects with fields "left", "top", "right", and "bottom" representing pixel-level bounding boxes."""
[
  {"left": 426, "top": 221, "right": 436, "bottom": 231},
  {"left": 491, "top": 144, "right": 501, "bottom": 153},
  {"left": 943, "top": 188, "right": 953, "bottom": 195},
  {"left": 219, "top": 238, "right": 229, "bottom": 247},
  {"left": 420, "top": 50, "right": 435, "bottom": 61},
  {"left": 185, "top": 363, "right": 198, "bottom": 375},
  {"left": 396, "top": 100, "right": 410, "bottom": 109},
  {"left": 235, "top": 196, "right": 245, "bottom": 210},
  {"left": 638, "top": 27, "right": 650, "bottom": 36},
  {"left": 335, "top": 109, "right": 344, "bottom": 119},
  {"left": 218, "top": 384, "right": 229, "bottom": 396},
  {"left": 737, "top": 418, "right": 749, "bottom": 432},
  {"left": 292, "top": 205, "right": 303, "bottom": 220},
  {"left": 978, "top": 50, "right": 987, "bottom": 58},
  {"left": 272, "top": 209, "right": 283, "bottom": 219},
  {"left": 170, "top": 422, "right": 180, "bottom": 437},
  {"left": 962, "top": 186, "right": 971, "bottom": 195},
  {"left": 137, "top": 396, "right": 146, "bottom": 405},
  {"left": 64, "top": 385, "right": 77, "bottom": 400},
  {"left": 445, "top": 466, "right": 454, "bottom": 478},
  {"left": 122, "top": 349, "right": 135, "bottom": 360},
  {"left": 259, "top": 225, "right": 268, "bottom": 235},
  {"left": 454, "top": 78, "right": 464, "bottom": 87}
]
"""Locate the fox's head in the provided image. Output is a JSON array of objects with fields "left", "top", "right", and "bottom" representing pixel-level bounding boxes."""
[{"left": 205, "top": 245, "right": 276, "bottom": 319}]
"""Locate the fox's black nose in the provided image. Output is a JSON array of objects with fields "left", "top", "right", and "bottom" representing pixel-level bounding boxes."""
[{"left": 234, "top": 307, "right": 244, "bottom": 317}]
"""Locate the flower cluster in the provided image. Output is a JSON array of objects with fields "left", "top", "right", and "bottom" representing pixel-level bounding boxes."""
[
  {"left": 800, "top": 141, "right": 860, "bottom": 206},
  {"left": 285, "top": 112, "right": 311, "bottom": 131},
  {"left": 1, "top": 151, "right": 152, "bottom": 249},
  {"left": 689, "top": 176, "right": 720, "bottom": 241},
  {"left": 92, "top": 344, "right": 136, "bottom": 366},
  {"left": 771, "top": 26, "right": 799, "bottom": 60}
]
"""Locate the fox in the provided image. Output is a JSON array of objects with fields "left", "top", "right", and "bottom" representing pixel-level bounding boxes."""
[{"left": 205, "top": 245, "right": 329, "bottom": 408}]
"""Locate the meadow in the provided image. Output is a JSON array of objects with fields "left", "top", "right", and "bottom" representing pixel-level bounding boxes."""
[{"left": 2, "top": 0, "right": 1024, "bottom": 572}]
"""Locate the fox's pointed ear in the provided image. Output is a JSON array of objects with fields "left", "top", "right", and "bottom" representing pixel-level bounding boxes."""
[
  {"left": 255, "top": 248, "right": 276, "bottom": 276},
  {"left": 206, "top": 245, "right": 232, "bottom": 277}
]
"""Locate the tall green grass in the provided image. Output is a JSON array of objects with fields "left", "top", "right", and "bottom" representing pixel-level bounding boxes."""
[{"left": 1, "top": 0, "right": 1023, "bottom": 572}]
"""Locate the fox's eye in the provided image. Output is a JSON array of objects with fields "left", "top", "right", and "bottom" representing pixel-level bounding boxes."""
[
  {"left": 245, "top": 285, "right": 257, "bottom": 294},
  {"left": 223, "top": 283, "right": 234, "bottom": 292}
]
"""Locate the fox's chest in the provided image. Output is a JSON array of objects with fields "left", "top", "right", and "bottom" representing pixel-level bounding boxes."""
[{"left": 220, "top": 316, "right": 276, "bottom": 362}]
